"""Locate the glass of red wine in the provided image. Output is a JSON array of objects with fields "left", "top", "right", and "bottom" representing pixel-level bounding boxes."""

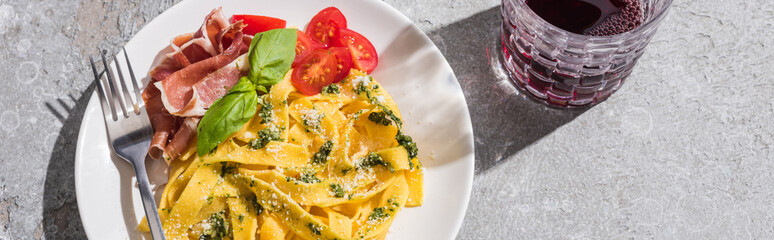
[{"left": 501, "top": 0, "right": 673, "bottom": 107}]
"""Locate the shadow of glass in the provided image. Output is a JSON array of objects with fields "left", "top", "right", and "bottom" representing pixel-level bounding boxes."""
[
  {"left": 42, "top": 83, "right": 93, "bottom": 239},
  {"left": 425, "top": 6, "right": 588, "bottom": 175}
]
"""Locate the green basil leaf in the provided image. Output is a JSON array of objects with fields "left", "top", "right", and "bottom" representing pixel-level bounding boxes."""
[
  {"left": 197, "top": 77, "right": 258, "bottom": 156},
  {"left": 256, "top": 85, "right": 268, "bottom": 94},
  {"left": 247, "top": 28, "right": 297, "bottom": 88},
  {"left": 196, "top": 29, "right": 295, "bottom": 156},
  {"left": 229, "top": 76, "right": 258, "bottom": 93}
]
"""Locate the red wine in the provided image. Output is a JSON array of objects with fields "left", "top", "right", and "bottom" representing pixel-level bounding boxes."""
[{"left": 525, "top": 0, "right": 643, "bottom": 36}]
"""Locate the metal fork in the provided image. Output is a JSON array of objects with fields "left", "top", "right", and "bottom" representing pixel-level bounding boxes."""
[{"left": 89, "top": 47, "right": 166, "bottom": 240}]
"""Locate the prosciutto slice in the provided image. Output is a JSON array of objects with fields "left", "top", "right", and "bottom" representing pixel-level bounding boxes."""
[
  {"left": 163, "top": 117, "right": 200, "bottom": 162},
  {"left": 142, "top": 7, "right": 252, "bottom": 161},
  {"left": 155, "top": 31, "right": 248, "bottom": 116},
  {"left": 149, "top": 7, "right": 231, "bottom": 81},
  {"left": 143, "top": 85, "right": 182, "bottom": 160}
]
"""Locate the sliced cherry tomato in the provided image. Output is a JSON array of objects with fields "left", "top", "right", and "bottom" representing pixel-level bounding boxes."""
[
  {"left": 293, "top": 30, "right": 325, "bottom": 68},
  {"left": 231, "top": 15, "right": 287, "bottom": 36},
  {"left": 292, "top": 49, "right": 337, "bottom": 95},
  {"left": 328, "top": 47, "right": 354, "bottom": 82},
  {"left": 334, "top": 28, "right": 378, "bottom": 73},
  {"left": 305, "top": 7, "right": 347, "bottom": 46}
]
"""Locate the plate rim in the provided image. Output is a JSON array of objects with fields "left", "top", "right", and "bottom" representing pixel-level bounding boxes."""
[{"left": 74, "top": 0, "right": 475, "bottom": 239}]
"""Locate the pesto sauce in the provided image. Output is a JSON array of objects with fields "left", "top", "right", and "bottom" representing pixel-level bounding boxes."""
[
  {"left": 339, "top": 166, "right": 353, "bottom": 175},
  {"left": 311, "top": 140, "right": 334, "bottom": 164},
  {"left": 321, "top": 84, "right": 341, "bottom": 94},
  {"left": 368, "top": 207, "right": 390, "bottom": 221},
  {"left": 220, "top": 163, "right": 238, "bottom": 177},
  {"left": 257, "top": 96, "right": 273, "bottom": 124},
  {"left": 249, "top": 128, "right": 284, "bottom": 149},
  {"left": 297, "top": 170, "right": 321, "bottom": 184},
  {"left": 329, "top": 183, "right": 346, "bottom": 198},
  {"left": 301, "top": 107, "right": 324, "bottom": 133},
  {"left": 248, "top": 196, "right": 264, "bottom": 215},
  {"left": 353, "top": 81, "right": 369, "bottom": 95},
  {"left": 395, "top": 132, "right": 418, "bottom": 160},
  {"left": 354, "top": 80, "right": 419, "bottom": 168},
  {"left": 387, "top": 198, "right": 400, "bottom": 208},
  {"left": 367, "top": 112, "right": 391, "bottom": 126},
  {"left": 355, "top": 81, "right": 403, "bottom": 128},
  {"left": 307, "top": 222, "right": 322, "bottom": 235},
  {"left": 199, "top": 211, "right": 230, "bottom": 240},
  {"left": 357, "top": 152, "right": 389, "bottom": 170}
]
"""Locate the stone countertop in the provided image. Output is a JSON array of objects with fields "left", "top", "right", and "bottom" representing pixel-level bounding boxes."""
[{"left": 1, "top": 0, "right": 772, "bottom": 239}]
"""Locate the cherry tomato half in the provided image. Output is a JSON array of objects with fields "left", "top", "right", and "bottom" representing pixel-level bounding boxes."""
[
  {"left": 293, "top": 30, "right": 325, "bottom": 68},
  {"left": 305, "top": 7, "right": 347, "bottom": 46},
  {"left": 232, "top": 15, "right": 287, "bottom": 36},
  {"left": 328, "top": 47, "right": 354, "bottom": 82},
  {"left": 292, "top": 49, "right": 337, "bottom": 95},
  {"left": 334, "top": 28, "right": 378, "bottom": 73}
]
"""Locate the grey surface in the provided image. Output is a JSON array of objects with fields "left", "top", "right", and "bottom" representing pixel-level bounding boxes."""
[{"left": 0, "top": 0, "right": 772, "bottom": 239}]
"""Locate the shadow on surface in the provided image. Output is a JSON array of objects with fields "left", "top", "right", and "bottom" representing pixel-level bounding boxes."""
[
  {"left": 42, "top": 82, "right": 94, "bottom": 239},
  {"left": 426, "top": 6, "right": 587, "bottom": 174},
  {"left": 42, "top": 58, "right": 165, "bottom": 239}
]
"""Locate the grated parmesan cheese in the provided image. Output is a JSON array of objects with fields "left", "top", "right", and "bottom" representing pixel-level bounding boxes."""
[
  {"left": 351, "top": 75, "right": 371, "bottom": 88},
  {"left": 200, "top": 219, "right": 211, "bottom": 231},
  {"left": 300, "top": 108, "right": 323, "bottom": 130},
  {"left": 375, "top": 95, "right": 385, "bottom": 104},
  {"left": 266, "top": 143, "right": 280, "bottom": 153},
  {"left": 266, "top": 123, "right": 280, "bottom": 133}
]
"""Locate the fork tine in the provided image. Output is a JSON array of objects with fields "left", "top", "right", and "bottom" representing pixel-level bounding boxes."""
[
  {"left": 122, "top": 46, "right": 143, "bottom": 114},
  {"left": 90, "top": 55, "right": 117, "bottom": 121},
  {"left": 100, "top": 49, "right": 129, "bottom": 118},
  {"left": 112, "top": 52, "right": 139, "bottom": 114}
]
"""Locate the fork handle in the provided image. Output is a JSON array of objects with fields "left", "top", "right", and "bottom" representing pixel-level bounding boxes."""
[{"left": 132, "top": 158, "right": 167, "bottom": 240}]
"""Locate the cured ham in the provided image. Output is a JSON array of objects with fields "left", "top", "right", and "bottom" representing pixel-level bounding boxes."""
[
  {"left": 143, "top": 85, "right": 182, "bottom": 160},
  {"left": 154, "top": 35, "right": 247, "bottom": 116},
  {"left": 143, "top": 7, "right": 252, "bottom": 161},
  {"left": 162, "top": 117, "right": 200, "bottom": 163},
  {"left": 149, "top": 8, "right": 230, "bottom": 82}
]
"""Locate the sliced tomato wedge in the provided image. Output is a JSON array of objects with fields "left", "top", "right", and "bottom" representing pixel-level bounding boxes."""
[
  {"left": 305, "top": 7, "right": 347, "bottom": 46},
  {"left": 334, "top": 28, "right": 378, "bottom": 73},
  {"left": 328, "top": 47, "right": 354, "bottom": 82},
  {"left": 292, "top": 49, "right": 337, "bottom": 95},
  {"left": 232, "top": 15, "right": 287, "bottom": 35},
  {"left": 293, "top": 30, "right": 325, "bottom": 68}
]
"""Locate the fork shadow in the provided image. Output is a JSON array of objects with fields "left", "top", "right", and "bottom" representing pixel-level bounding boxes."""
[
  {"left": 425, "top": 6, "right": 588, "bottom": 174},
  {"left": 42, "top": 62, "right": 165, "bottom": 239},
  {"left": 41, "top": 82, "right": 94, "bottom": 239}
]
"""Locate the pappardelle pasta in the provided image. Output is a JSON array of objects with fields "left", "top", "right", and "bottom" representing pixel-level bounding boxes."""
[{"left": 140, "top": 70, "right": 423, "bottom": 240}]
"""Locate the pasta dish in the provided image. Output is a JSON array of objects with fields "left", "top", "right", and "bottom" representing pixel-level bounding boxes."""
[{"left": 137, "top": 6, "right": 423, "bottom": 240}]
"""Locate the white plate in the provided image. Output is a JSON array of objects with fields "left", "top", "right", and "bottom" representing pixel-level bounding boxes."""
[{"left": 74, "top": 0, "right": 474, "bottom": 239}]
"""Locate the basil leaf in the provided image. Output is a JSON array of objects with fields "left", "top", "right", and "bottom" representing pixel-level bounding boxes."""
[
  {"left": 247, "top": 28, "right": 297, "bottom": 88},
  {"left": 197, "top": 77, "right": 258, "bottom": 156},
  {"left": 196, "top": 29, "right": 296, "bottom": 155}
]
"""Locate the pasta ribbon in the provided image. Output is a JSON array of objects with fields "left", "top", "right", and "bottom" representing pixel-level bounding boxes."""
[{"left": 202, "top": 140, "right": 311, "bottom": 167}]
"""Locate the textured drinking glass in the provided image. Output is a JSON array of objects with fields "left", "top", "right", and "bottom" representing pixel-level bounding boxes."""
[{"left": 500, "top": 0, "right": 673, "bottom": 107}]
